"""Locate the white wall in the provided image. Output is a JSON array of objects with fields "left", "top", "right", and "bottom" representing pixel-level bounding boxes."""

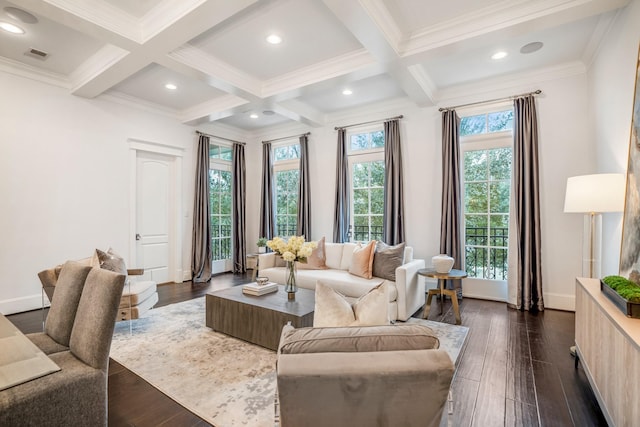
[
  {"left": 588, "top": 0, "right": 640, "bottom": 277},
  {"left": 0, "top": 72, "right": 198, "bottom": 314}
]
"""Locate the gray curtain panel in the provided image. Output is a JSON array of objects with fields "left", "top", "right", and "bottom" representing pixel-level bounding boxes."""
[
  {"left": 191, "top": 134, "right": 212, "bottom": 283},
  {"left": 383, "top": 119, "right": 405, "bottom": 245},
  {"left": 513, "top": 95, "right": 544, "bottom": 311},
  {"left": 259, "top": 142, "right": 275, "bottom": 240},
  {"left": 297, "top": 134, "right": 311, "bottom": 240},
  {"left": 333, "top": 128, "right": 350, "bottom": 243},
  {"left": 440, "top": 110, "right": 463, "bottom": 291},
  {"left": 232, "top": 143, "right": 246, "bottom": 273}
]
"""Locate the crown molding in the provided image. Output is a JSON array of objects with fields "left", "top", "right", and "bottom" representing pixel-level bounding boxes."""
[
  {"left": 0, "top": 57, "right": 70, "bottom": 89},
  {"left": 401, "top": 0, "right": 628, "bottom": 57},
  {"left": 178, "top": 94, "right": 250, "bottom": 124},
  {"left": 262, "top": 49, "right": 376, "bottom": 98},
  {"left": 327, "top": 96, "right": 414, "bottom": 127},
  {"left": 41, "top": 0, "right": 141, "bottom": 44},
  {"left": 68, "top": 44, "right": 130, "bottom": 96},
  {"left": 581, "top": 9, "right": 619, "bottom": 69},
  {"left": 436, "top": 61, "right": 586, "bottom": 106},
  {"left": 169, "top": 44, "right": 262, "bottom": 99},
  {"left": 359, "top": 0, "right": 404, "bottom": 54},
  {"left": 406, "top": 64, "right": 438, "bottom": 104},
  {"left": 100, "top": 90, "right": 180, "bottom": 119}
]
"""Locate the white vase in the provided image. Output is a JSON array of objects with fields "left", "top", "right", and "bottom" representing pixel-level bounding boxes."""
[
  {"left": 432, "top": 254, "right": 454, "bottom": 273},
  {"left": 258, "top": 246, "right": 266, "bottom": 254}
]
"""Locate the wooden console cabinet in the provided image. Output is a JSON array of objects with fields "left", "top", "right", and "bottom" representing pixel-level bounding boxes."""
[{"left": 575, "top": 278, "right": 640, "bottom": 426}]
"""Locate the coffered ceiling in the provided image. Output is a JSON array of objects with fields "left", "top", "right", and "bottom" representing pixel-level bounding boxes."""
[{"left": 0, "top": 0, "right": 630, "bottom": 131}]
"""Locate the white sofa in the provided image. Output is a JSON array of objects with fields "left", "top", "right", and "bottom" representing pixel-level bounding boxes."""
[{"left": 258, "top": 242, "right": 425, "bottom": 321}]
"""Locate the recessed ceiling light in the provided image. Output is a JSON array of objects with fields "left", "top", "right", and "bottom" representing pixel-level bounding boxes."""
[
  {"left": 266, "top": 34, "right": 282, "bottom": 44},
  {"left": 520, "top": 42, "right": 544, "bottom": 54},
  {"left": 165, "top": 83, "right": 177, "bottom": 90},
  {"left": 3, "top": 7, "right": 38, "bottom": 24},
  {"left": 342, "top": 89, "right": 353, "bottom": 95},
  {"left": 250, "top": 113, "right": 259, "bottom": 119},
  {"left": 491, "top": 51, "right": 508, "bottom": 60},
  {"left": 0, "top": 22, "right": 25, "bottom": 34}
]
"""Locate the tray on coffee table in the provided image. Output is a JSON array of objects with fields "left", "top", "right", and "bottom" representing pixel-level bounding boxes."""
[{"left": 205, "top": 285, "right": 315, "bottom": 351}]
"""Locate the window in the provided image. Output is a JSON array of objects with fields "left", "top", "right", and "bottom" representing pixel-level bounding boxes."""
[
  {"left": 273, "top": 141, "right": 300, "bottom": 237},
  {"left": 461, "top": 109, "right": 513, "bottom": 282},
  {"left": 348, "top": 127, "right": 385, "bottom": 242},
  {"left": 209, "top": 143, "right": 232, "bottom": 266}
]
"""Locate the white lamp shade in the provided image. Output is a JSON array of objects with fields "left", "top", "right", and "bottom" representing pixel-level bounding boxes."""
[{"left": 564, "top": 173, "right": 625, "bottom": 213}]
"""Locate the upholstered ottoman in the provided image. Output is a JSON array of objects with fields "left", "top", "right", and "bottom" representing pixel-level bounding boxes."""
[{"left": 118, "top": 280, "right": 158, "bottom": 320}]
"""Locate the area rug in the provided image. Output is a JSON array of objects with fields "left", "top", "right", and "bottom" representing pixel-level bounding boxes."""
[{"left": 110, "top": 297, "right": 469, "bottom": 427}]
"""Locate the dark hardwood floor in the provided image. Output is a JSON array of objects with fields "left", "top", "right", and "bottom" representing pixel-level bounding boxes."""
[{"left": 8, "top": 274, "right": 606, "bottom": 427}]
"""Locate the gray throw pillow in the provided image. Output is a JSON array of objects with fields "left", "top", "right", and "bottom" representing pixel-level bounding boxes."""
[
  {"left": 372, "top": 242, "right": 406, "bottom": 281},
  {"left": 96, "top": 248, "right": 128, "bottom": 276},
  {"left": 279, "top": 324, "right": 440, "bottom": 354}
]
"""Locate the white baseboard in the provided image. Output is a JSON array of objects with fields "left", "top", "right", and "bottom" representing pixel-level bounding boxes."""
[
  {"left": 0, "top": 293, "right": 49, "bottom": 315},
  {"left": 543, "top": 292, "right": 575, "bottom": 311},
  {"left": 461, "top": 292, "right": 508, "bottom": 303},
  {"left": 183, "top": 270, "right": 192, "bottom": 282}
]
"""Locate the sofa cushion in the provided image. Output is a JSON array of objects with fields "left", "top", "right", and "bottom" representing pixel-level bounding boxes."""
[
  {"left": 297, "top": 237, "right": 328, "bottom": 270},
  {"left": 324, "top": 243, "right": 344, "bottom": 269},
  {"left": 373, "top": 242, "right": 406, "bottom": 281},
  {"left": 314, "top": 281, "right": 388, "bottom": 327},
  {"left": 339, "top": 243, "right": 359, "bottom": 270},
  {"left": 348, "top": 240, "right": 376, "bottom": 279},
  {"left": 279, "top": 324, "right": 440, "bottom": 354}
]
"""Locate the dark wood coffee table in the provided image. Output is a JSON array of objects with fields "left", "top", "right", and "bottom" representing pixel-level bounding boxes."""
[{"left": 205, "top": 285, "right": 315, "bottom": 351}]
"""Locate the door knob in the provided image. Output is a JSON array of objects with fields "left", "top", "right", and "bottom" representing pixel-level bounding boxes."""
[{"left": 136, "top": 233, "right": 141, "bottom": 241}]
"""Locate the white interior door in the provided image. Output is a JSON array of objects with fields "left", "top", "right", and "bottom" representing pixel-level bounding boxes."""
[{"left": 136, "top": 152, "right": 171, "bottom": 283}]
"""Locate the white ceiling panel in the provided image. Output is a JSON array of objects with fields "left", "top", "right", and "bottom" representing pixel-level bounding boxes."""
[
  {"left": 0, "top": 0, "right": 103, "bottom": 75},
  {"left": 302, "top": 74, "right": 405, "bottom": 113},
  {"left": 0, "top": 0, "right": 630, "bottom": 131},
  {"left": 110, "top": 63, "right": 227, "bottom": 110},
  {"left": 104, "top": 0, "right": 162, "bottom": 18},
  {"left": 189, "top": 0, "right": 363, "bottom": 80},
  {"left": 424, "top": 15, "right": 601, "bottom": 88}
]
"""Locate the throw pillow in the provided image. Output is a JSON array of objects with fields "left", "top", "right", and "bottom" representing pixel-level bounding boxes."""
[
  {"left": 279, "top": 324, "right": 440, "bottom": 354},
  {"left": 297, "top": 236, "right": 328, "bottom": 270},
  {"left": 372, "top": 241, "right": 406, "bottom": 281},
  {"left": 348, "top": 240, "right": 376, "bottom": 279},
  {"left": 313, "top": 281, "right": 388, "bottom": 327},
  {"left": 96, "top": 248, "right": 128, "bottom": 276}
]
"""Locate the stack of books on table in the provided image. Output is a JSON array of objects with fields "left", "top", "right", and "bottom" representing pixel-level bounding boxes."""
[{"left": 242, "top": 282, "right": 278, "bottom": 296}]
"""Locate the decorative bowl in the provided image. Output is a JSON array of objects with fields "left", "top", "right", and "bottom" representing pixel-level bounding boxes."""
[
  {"left": 256, "top": 276, "right": 270, "bottom": 286},
  {"left": 432, "top": 254, "right": 454, "bottom": 274}
]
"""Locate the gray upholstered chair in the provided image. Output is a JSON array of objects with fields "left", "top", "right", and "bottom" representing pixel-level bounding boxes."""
[
  {"left": 28, "top": 260, "right": 92, "bottom": 354},
  {"left": 276, "top": 323, "right": 455, "bottom": 427},
  {"left": 0, "top": 265, "right": 126, "bottom": 426}
]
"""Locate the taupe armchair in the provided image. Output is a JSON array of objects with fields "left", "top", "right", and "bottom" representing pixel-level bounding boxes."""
[
  {"left": 0, "top": 263, "right": 126, "bottom": 426},
  {"left": 276, "top": 323, "right": 455, "bottom": 427}
]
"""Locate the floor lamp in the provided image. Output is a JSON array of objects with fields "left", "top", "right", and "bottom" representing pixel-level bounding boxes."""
[
  {"left": 564, "top": 173, "right": 625, "bottom": 358},
  {"left": 563, "top": 173, "right": 625, "bottom": 279}
]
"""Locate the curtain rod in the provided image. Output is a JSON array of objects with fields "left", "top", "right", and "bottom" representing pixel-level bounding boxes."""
[
  {"left": 196, "top": 130, "right": 246, "bottom": 145},
  {"left": 334, "top": 115, "right": 403, "bottom": 131},
  {"left": 438, "top": 90, "right": 542, "bottom": 112},
  {"left": 262, "top": 132, "right": 311, "bottom": 144}
]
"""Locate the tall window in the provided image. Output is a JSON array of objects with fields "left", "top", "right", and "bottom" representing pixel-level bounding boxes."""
[
  {"left": 348, "top": 127, "right": 384, "bottom": 242},
  {"left": 209, "top": 143, "right": 232, "bottom": 264},
  {"left": 461, "top": 109, "right": 513, "bottom": 281},
  {"left": 273, "top": 142, "right": 299, "bottom": 237}
]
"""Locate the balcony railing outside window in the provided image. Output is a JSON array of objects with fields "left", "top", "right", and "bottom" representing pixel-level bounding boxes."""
[
  {"left": 465, "top": 226, "right": 508, "bottom": 280},
  {"left": 276, "top": 224, "right": 298, "bottom": 238},
  {"left": 211, "top": 224, "right": 232, "bottom": 261},
  {"left": 352, "top": 225, "right": 383, "bottom": 242}
]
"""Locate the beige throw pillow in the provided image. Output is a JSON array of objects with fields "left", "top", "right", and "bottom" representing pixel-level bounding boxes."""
[
  {"left": 297, "top": 236, "right": 328, "bottom": 270},
  {"left": 313, "top": 281, "right": 388, "bottom": 327},
  {"left": 348, "top": 240, "right": 376, "bottom": 279},
  {"left": 96, "top": 248, "right": 128, "bottom": 276}
]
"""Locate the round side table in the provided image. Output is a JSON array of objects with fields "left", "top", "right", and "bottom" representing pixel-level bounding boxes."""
[{"left": 418, "top": 268, "right": 467, "bottom": 325}]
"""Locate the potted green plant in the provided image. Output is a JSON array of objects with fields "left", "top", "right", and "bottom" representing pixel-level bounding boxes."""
[
  {"left": 256, "top": 237, "right": 268, "bottom": 253},
  {"left": 601, "top": 275, "right": 640, "bottom": 318}
]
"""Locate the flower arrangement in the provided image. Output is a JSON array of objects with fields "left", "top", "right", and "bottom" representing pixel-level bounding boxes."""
[{"left": 267, "top": 236, "right": 317, "bottom": 263}]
